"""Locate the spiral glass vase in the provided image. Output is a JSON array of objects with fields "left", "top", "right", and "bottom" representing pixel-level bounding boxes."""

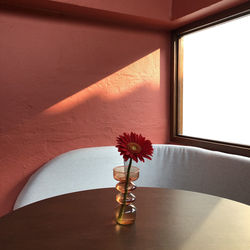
[{"left": 113, "top": 166, "right": 139, "bottom": 225}]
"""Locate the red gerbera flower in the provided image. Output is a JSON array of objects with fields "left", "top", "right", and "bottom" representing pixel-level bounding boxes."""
[{"left": 116, "top": 132, "right": 153, "bottom": 163}]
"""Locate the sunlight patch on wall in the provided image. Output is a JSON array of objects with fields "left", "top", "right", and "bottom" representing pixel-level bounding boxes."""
[{"left": 42, "top": 49, "right": 160, "bottom": 115}]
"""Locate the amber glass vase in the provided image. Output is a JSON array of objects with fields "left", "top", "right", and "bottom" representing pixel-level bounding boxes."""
[{"left": 113, "top": 166, "right": 139, "bottom": 225}]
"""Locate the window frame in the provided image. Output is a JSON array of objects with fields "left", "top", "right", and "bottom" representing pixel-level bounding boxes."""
[{"left": 170, "top": 2, "right": 250, "bottom": 157}]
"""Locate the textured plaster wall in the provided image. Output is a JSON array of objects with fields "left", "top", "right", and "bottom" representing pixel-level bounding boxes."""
[{"left": 0, "top": 8, "right": 169, "bottom": 216}]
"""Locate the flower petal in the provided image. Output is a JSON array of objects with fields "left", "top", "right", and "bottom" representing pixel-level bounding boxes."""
[{"left": 116, "top": 132, "right": 153, "bottom": 163}]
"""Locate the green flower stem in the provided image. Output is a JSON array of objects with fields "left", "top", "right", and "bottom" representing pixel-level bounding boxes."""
[{"left": 117, "top": 158, "right": 132, "bottom": 223}]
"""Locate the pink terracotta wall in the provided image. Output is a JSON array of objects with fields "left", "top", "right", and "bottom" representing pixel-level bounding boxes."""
[
  {"left": 0, "top": 8, "right": 169, "bottom": 216},
  {"left": 172, "top": 0, "right": 220, "bottom": 19},
  {"left": 172, "top": 0, "right": 248, "bottom": 22},
  {"left": 45, "top": 0, "right": 249, "bottom": 27},
  {"left": 48, "top": 0, "right": 172, "bottom": 22}
]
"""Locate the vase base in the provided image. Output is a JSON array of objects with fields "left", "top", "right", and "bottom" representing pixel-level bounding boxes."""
[{"left": 115, "top": 204, "right": 136, "bottom": 225}]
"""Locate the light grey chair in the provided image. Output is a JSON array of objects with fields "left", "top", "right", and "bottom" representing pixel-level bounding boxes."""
[
  {"left": 133, "top": 144, "right": 250, "bottom": 205},
  {"left": 14, "top": 144, "right": 250, "bottom": 210},
  {"left": 14, "top": 146, "right": 123, "bottom": 210}
]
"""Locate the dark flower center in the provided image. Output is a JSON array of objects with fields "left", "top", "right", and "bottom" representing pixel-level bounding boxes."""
[{"left": 127, "top": 142, "right": 142, "bottom": 154}]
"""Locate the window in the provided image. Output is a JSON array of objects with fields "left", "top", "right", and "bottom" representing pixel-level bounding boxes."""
[{"left": 171, "top": 3, "right": 250, "bottom": 157}]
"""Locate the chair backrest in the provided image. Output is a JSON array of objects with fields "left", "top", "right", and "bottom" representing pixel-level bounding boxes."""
[
  {"left": 132, "top": 144, "right": 250, "bottom": 205},
  {"left": 14, "top": 144, "right": 250, "bottom": 210},
  {"left": 14, "top": 146, "right": 123, "bottom": 210}
]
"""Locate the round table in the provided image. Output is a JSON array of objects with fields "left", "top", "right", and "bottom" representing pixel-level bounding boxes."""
[{"left": 1, "top": 188, "right": 250, "bottom": 249}]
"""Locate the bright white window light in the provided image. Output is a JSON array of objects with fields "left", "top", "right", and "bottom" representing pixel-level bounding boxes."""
[{"left": 182, "top": 14, "right": 250, "bottom": 146}]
